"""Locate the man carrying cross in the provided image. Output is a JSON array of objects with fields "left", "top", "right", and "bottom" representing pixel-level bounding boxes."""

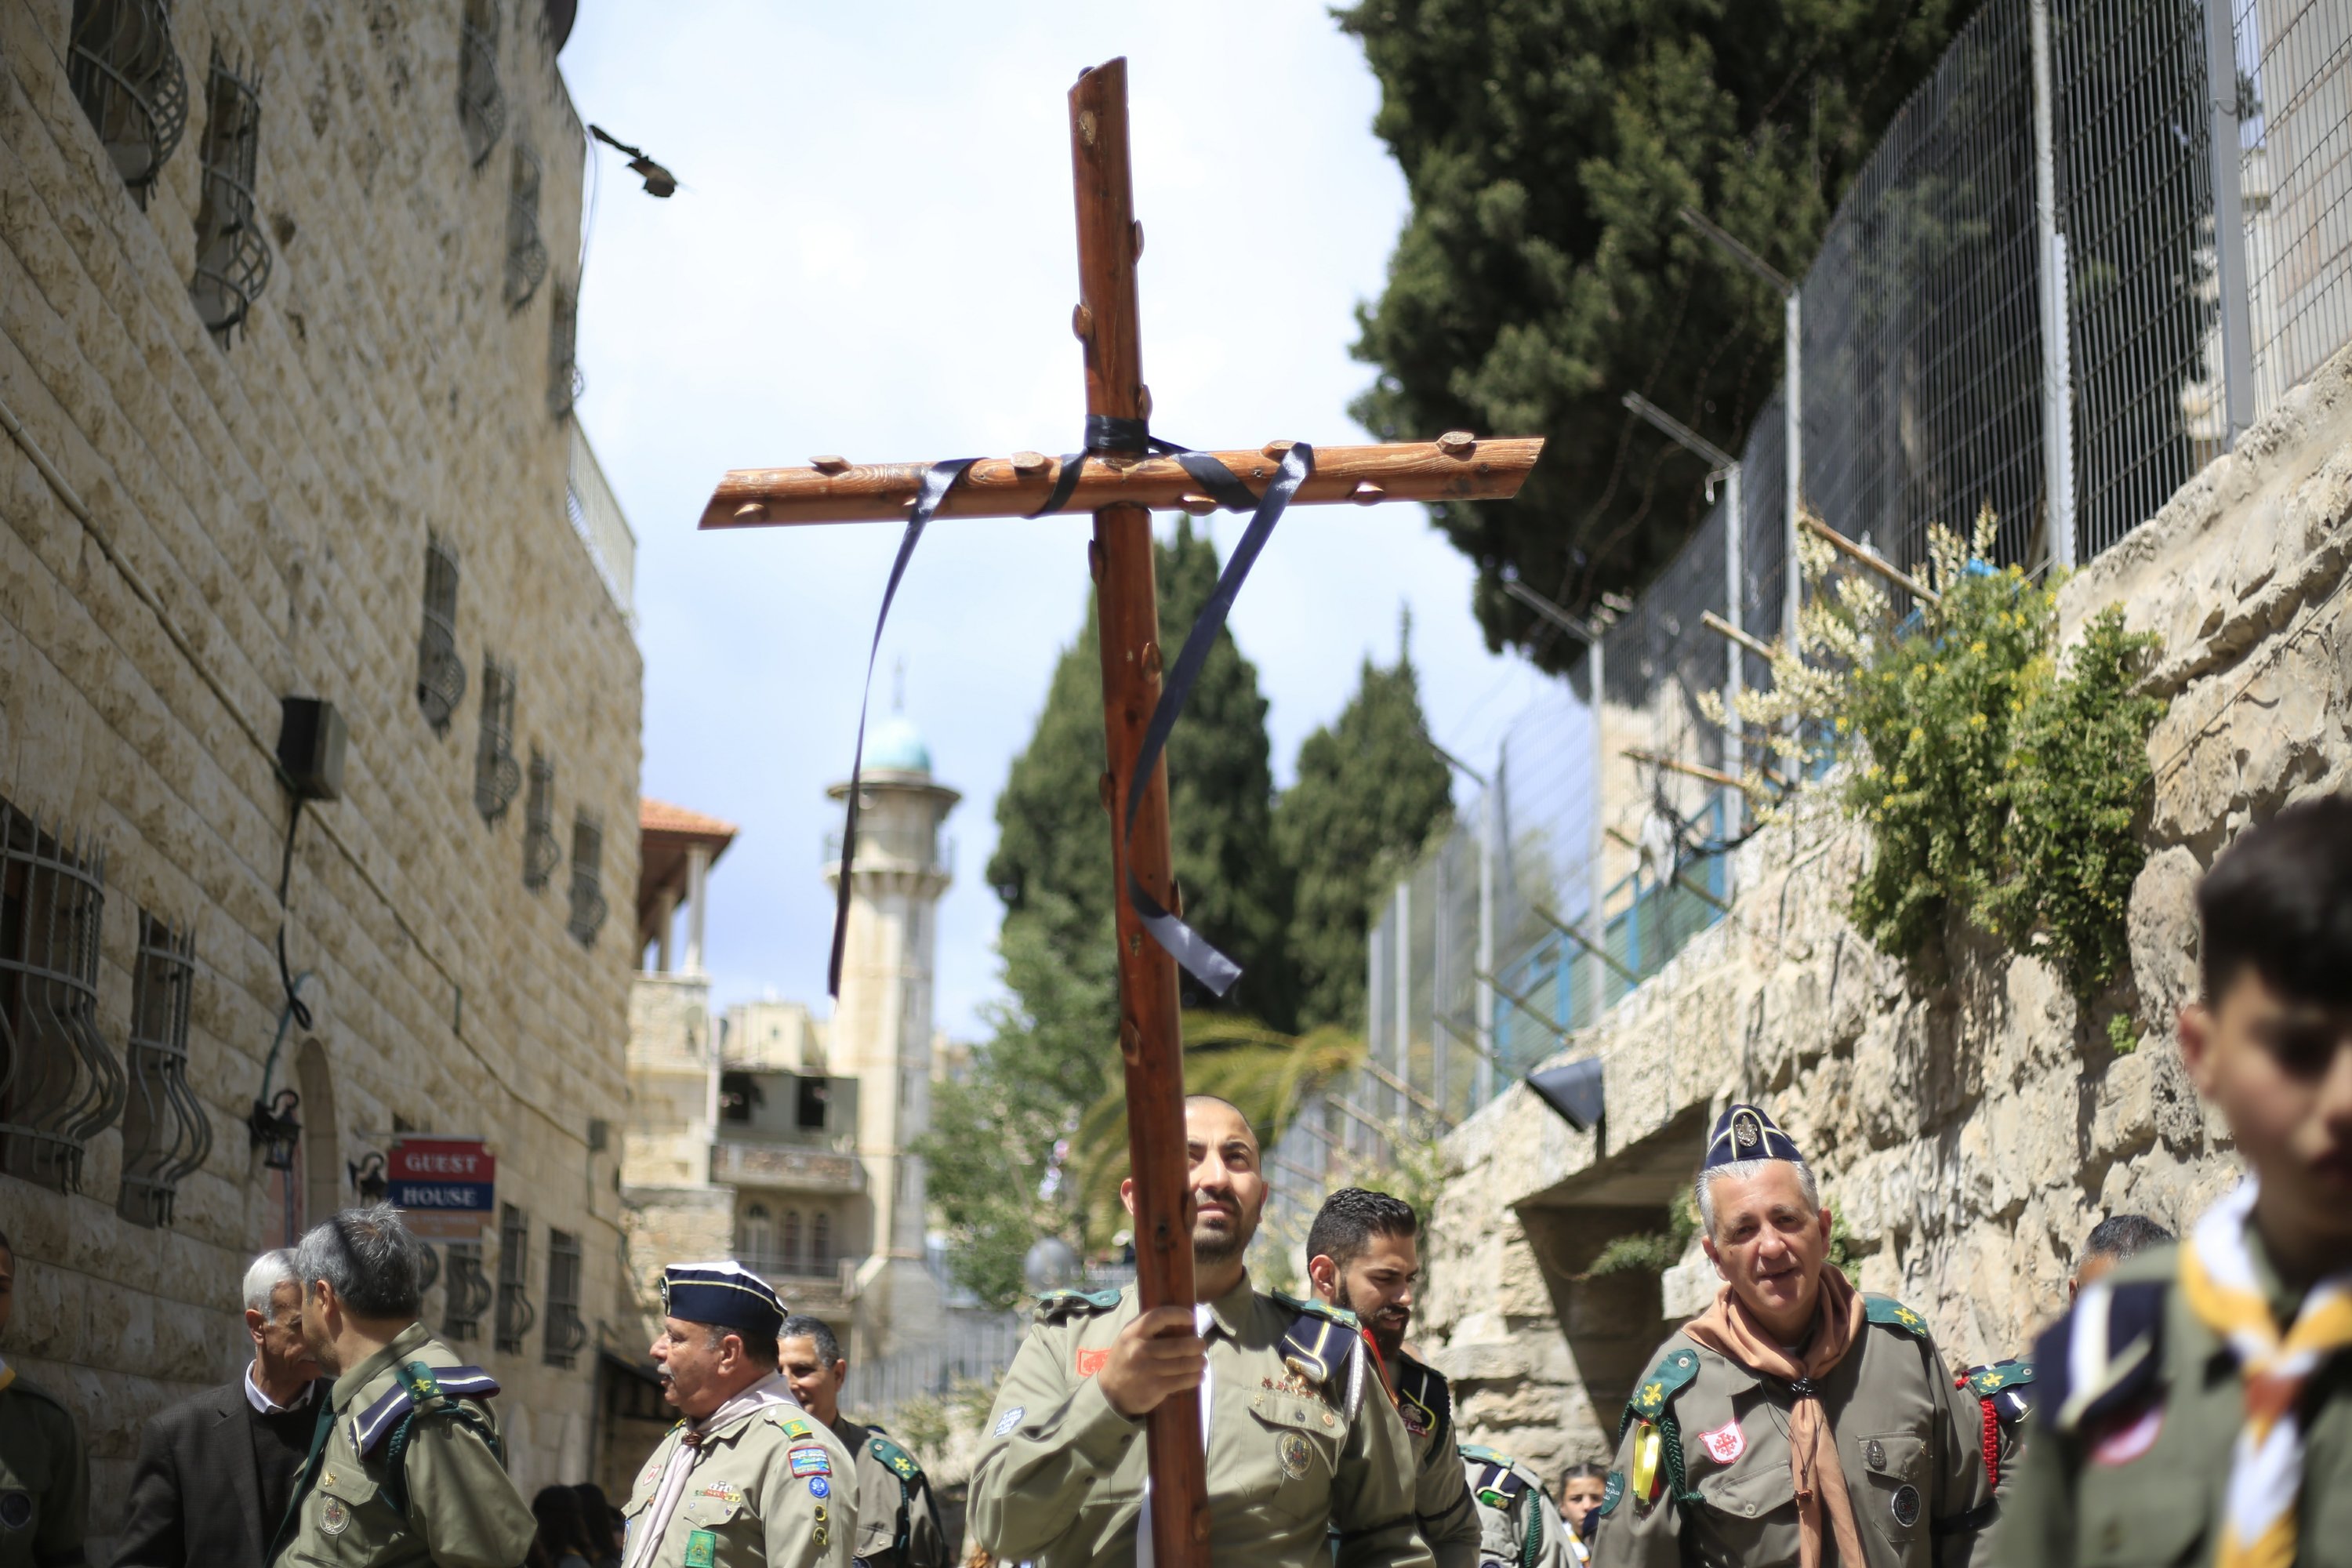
[
  {"left": 702, "top": 56, "right": 1540, "bottom": 1568},
  {"left": 967, "top": 1094, "right": 1432, "bottom": 1567}
]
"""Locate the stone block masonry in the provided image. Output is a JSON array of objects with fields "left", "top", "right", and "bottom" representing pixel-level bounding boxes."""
[
  {"left": 0, "top": 0, "right": 640, "bottom": 1543},
  {"left": 1417, "top": 342, "right": 2352, "bottom": 1481}
]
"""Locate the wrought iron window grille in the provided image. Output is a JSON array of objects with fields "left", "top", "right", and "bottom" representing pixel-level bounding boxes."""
[
  {"left": 456, "top": 0, "right": 506, "bottom": 170},
  {"left": 0, "top": 804, "right": 123, "bottom": 1194},
  {"left": 416, "top": 1240, "right": 442, "bottom": 1297},
  {"left": 417, "top": 535, "right": 467, "bottom": 732},
  {"left": 522, "top": 752, "right": 561, "bottom": 891},
  {"left": 189, "top": 50, "right": 272, "bottom": 343},
  {"left": 67, "top": 0, "right": 188, "bottom": 206},
  {"left": 567, "top": 811, "right": 606, "bottom": 947},
  {"left": 546, "top": 280, "right": 584, "bottom": 419},
  {"left": 495, "top": 1203, "right": 536, "bottom": 1355},
  {"left": 442, "top": 1240, "right": 492, "bottom": 1341},
  {"left": 543, "top": 1228, "right": 586, "bottom": 1368},
  {"left": 504, "top": 142, "right": 548, "bottom": 310},
  {"left": 117, "top": 913, "right": 210, "bottom": 1228},
  {"left": 474, "top": 657, "right": 521, "bottom": 822}
]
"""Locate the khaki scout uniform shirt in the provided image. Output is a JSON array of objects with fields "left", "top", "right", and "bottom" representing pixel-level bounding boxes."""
[
  {"left": 622, "top": 1391, "right": 855, "bottom": 1568},
  {"left": 1389, "top": 1352, "right": 1480, "bottom": 1568},
  {"left": 826, "top": 1418, "right": 944, "bottom": 1568},
  {"left": 1996, "top": 1240, "right": 2352, "bottom": 1568},
  {"left": 1590, "top": 1297, "right": 1993, "bottom": 1568},
  {"left": 0, "top": 1368, "right": 85, "bottom": 1568},
  {"left": 967, "top": 1274, "right": 1434, "bottom": 1568},
  {"left": 281, "top": 1323, "right": 535, "bottom": 1568},
  {"left": 1458, "top": 1446, "right": 1578, "bottom": 1568}
]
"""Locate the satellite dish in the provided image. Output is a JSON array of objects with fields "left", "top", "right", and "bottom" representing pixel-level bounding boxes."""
[{"left": 1527, "top": 1057, "right": 1606, "bottom": 1132}]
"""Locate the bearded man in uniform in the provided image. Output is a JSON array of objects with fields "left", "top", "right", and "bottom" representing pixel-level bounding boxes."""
[{"left": 1590, "top": 1105, "right": 1994, "bottom": 1568}]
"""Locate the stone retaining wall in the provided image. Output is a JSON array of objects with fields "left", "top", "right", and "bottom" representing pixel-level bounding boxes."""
[{"left": 1418, "top": 343, "right": 2352, "bottom": 1481}]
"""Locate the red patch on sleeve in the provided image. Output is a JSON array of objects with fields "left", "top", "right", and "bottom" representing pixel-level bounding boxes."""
[{"left": 1076, "top": 1348, "right": 1110, "bottom": 1378}]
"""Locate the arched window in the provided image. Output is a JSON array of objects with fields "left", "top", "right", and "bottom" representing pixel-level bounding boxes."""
[
  {"left": 779, "top": 1209, "right": 802, "bottom": 1272},
  {"left": 739, "top": 1203, "right": 772, "bottom": 1268},
  {"left": 811, "top": 1212, "right": 832, "bottom": 1272}
]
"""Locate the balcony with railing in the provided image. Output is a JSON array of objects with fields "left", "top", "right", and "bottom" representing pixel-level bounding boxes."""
[{"left": 567, "top": 422, "right": 635, "bottom": 615}]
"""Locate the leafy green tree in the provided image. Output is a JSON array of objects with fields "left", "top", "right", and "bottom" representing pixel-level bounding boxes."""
[
  {"left": 986, "top": 515, "right": 1295, "bottom": 1026},
  {"left": 1339, "top": 0, "right": 1984, "bottom": 670},
  {"left": 1276, "top": 617, "right": 1454, "bottom": 1029}
]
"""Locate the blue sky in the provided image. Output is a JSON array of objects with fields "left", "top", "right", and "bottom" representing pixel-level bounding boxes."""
[{"left": 561, "top": 2, "right": 1555, "bottom": 1037}]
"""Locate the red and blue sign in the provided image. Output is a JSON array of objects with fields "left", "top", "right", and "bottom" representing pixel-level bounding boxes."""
[{"left": 387, "top": 1138, "right": 495, "bottom": 1237}]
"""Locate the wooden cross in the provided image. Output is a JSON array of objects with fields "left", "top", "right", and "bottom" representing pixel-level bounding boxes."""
[{"left": 702, "top": 58, "right": 1539, "bottom": 1566}]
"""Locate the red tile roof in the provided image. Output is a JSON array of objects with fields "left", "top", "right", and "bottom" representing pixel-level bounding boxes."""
[{"left": 640, "top": 798, "right": 739, "bottom": 840}]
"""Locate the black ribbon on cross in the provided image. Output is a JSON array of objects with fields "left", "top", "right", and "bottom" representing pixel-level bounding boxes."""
[{"left": 826, "top": 426, "right": 1312, "bottom": 1000}]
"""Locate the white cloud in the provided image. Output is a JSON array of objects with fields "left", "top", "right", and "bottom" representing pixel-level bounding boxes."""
[{"left": 562, "top": 0, "right": 1546, "bottom": 1038}]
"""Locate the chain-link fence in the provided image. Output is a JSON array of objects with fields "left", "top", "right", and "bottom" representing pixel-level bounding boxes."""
[{"left": 1261, "top": 0, "right": 2352, "bottom": 1233}]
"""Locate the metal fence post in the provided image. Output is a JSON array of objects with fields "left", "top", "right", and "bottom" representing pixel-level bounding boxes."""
[
  {"left": 2030, "top": 0, "right": 2078, "bottom": 568},
  {"left": 1475, "top": 779, "right": 1496, "bottom": 1105},
  {"left": 2204, "top": 0, "right": 2255, "bottom": 440},
  {"left": 1392, "top": 880, "right": 1410, "bottom": 1134},
  {"left": 1586, "top": 635, "right": 1608, "bottom": 1025},
  {"left": 1722, "top": 461, "right": 1744, "bottom": 891},
  {"left": 1784, "top": 290, "right": 1802, "bottom": 638}
]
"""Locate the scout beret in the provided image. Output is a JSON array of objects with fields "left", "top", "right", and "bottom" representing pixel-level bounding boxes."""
[
  {"left": 661, "top": 1260, "right": 786, "bottom": 1337},
  {"left": 1702, "top": 1102, "right": 1803, "bottom": 1169}
]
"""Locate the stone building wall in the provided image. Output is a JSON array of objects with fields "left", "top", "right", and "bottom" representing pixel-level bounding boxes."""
[
  {"left": 0, "top": 0, "right": 637, "bottom": 1537},
  {"left": 1417, "top": 343, "right": 2352, "bottom": 1482}
]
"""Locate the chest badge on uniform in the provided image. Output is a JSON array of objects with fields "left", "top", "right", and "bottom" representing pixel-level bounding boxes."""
[
  {"left": 1697, "top": 1417, "right": 1745, "bottom": 1464},
  {"left": 1889, "top": 1483, "right": 1922, "bottom": 1528},
  {"left": 320, "top": 1497, "right": 351, "bottom": 1537},
  {"left": 684, "top": 1526, "right": 717, "bottom": 1567},
  {"left": 1076, "top": 1348, "right": 1109, "bottom": 1378},
  {"left": 0, "top": 1491, "right": 31, "bottom": 1530},
  {"left": 1277, "top": 1430, "right": 1312, "bottom": 1479}
]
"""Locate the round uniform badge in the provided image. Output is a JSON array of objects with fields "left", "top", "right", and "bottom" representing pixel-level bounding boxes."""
[
  {"left": 808, "top": 1476, "right": 830, "bottom": 1498},
  {"left": 321, "top": 1497, "right": 351, "bottom": 1537},
  {"left": 1889, "top": 1484, "right": 1922, "bottom": 1528},
  {"left": 0, "top": 1491, "right": 31, "bottom": 1530},
  {"left": 1278, "top": 1431, "right": 1312, "bottom": 1479}
]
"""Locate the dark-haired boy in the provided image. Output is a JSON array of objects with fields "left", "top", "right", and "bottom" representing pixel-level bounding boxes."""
[
  {"left": 1999, "top": 795, "right": 2352, "bottom": 1566},
  {"left": 1307, "top": 1189, "right": 1486, "bottom": 1568}
]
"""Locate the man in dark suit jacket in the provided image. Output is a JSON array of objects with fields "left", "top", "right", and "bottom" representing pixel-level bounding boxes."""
[{"left": 113, "top": 1250, "right": 328, "bottom": 1568}]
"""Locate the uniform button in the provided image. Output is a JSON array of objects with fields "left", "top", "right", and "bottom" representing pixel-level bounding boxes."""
[
  {"left": 1867, "top": 1439, "right": 1885, "bottom": 1469},
  {"left": 1744, "top": 1503, "right": 1757, "bottom": 1516},
  {"left": 1322, "top": 1413, "right": 1335, "bottom": 1428}
]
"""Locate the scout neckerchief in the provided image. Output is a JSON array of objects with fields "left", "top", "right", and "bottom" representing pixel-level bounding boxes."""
[
  {"left": 621, "top": 1373, "right": 802, "bottom": 1568},
  {"left": 1678, "top": 1263, "right": 1867, "bottom": 1568},
  {"left": 2179, "top": 1176, "right": 2352, "bottom": 1568}
]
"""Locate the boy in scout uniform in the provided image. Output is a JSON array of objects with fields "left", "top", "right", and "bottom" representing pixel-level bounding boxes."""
[
  {"left": 777, "top": 1313, "right": 945, "bottom": 1568},
  {"left": 1590, "top": 1105, "right": 1993, "bottom": 1568},
  {"left": 277, "top": 1204, "right": 534, "bottom": 1568},
  {"left": 622, "top": 1262, "right": 855, "bottom": 1568},
  {"left": 1305, "top": 1189, "right": 1481, "bottom": 1568},
  {"left": 0, "top": 1227, "right": 87, "bottom": 1568},
  {"left": 967, "top": 1095, "right": 1433, "bottom": 1568},
  {"left": 2001, "top": 797, "right": 2352, "bottom": 1568}
]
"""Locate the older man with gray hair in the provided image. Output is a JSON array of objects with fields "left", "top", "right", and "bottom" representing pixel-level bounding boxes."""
[
  {"left": 114, "top": 1249, "right": 325, "bottom": 1566},
  {"left": 1591, "top": 1103, "right": 1994, "bottom": 1568},
  {"left": 274, "top": 1203, "right": 534, "bottom": 1568}
]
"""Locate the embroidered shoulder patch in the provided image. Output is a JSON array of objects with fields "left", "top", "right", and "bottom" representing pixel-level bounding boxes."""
[
  {"left": 1269, "top": 1289, "right": 1359, "bottom": 1329},
  {"left": 1697, "top": 1417, "right": 1745, "bottom": 1465},
  {"left": 1596, "top": 1469, "right": 1625, "bottom": 1518},
  {"left": 1965, "top": 1358, "right": 2034, "bottom": 1397},
  {"left": 1076, "top": 1347, "right": 1110, "bottom": 1378},
  {"left": 993, "top": 1406, "right": 1025, "bottom": 1437},
  {"left": 1626, "top": 1346, "right": 1700, "bottom": 1421},
  {"left": 1034, "top": 1287, "right": 1123, "bottom": 1324},
  {"left": 867, "top": 1433, "right": 922, "bottom": 1483},
  {"left": 1864, "top": 1297, "right": 1931, "bottom": 1339},
  {"left": 788, "top": 1446, "right": 833, "bottom": 1478}
]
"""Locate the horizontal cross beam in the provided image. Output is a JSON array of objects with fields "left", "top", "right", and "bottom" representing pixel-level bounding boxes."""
[{"left": 699, "top": 435, "right": 1543, "bottom": 529}]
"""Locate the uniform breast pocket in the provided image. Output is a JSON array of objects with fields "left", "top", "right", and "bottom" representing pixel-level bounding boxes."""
[
  {"left": 1691, "top": 1447, "right": 1796, "bottom": 1567},
  {"left": 310, "top": 1465, "right": 387, "bottom": 1559},
  {"left": 0, "top": 1449, "right": 50, "bottom": 1540},
  {"left": 2075, "top": 1485, "right": 2208, "bottom": 1567},
  {"left": 1857, "top": 1430, "right": 1927, "bottom": 1559},
  {"left": 1243, "top": 1390, "right": 1343, "bottom": 1522}
]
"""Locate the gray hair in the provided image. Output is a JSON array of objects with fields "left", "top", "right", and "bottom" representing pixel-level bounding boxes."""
[
  {"left": 2076, "top": 1213, "right": 2174, "bottom": 1274},
  {"left": 781, "top": 1313, "right": 844, "bottom": 1367},
  {"left": 1697, "top": 1157, "right": 1822, "bottom": 1240},
  {"left": 242, "top": 1249, "right": 300, "bottom": 1315},
  {"left": 294, "top": 1203, "right": 426, "bottom": 1319}
]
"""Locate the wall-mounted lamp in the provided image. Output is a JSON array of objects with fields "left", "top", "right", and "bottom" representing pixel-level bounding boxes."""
[
  {"left": 1526, "top": 1058, "right": 1606, "bottom": 1133},
  {"left": 249, "top": 1088, "right": 303, "bottom": 1171},
  {"left": 349, "top": 1150, "right": 388, "bottom": 1203}
]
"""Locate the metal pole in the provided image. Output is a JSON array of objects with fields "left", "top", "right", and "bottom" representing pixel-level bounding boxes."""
[
  {"left": 1475, "top": 779, "right": 1496, "bottom": 1106},
  {"left": 2204, "top": 0, "right": 2255, "bottom": 438},
  {"left": 2030, "top": 0, "right": 2078, "bottom": 568},
  {"left": 1722, "top": 462, "right": 1744, "bottom": 891},
  {"left": 1393, "top": 880, "right": 1410, "bottom": 1134},
  {"left": 1784, "top": 291, "right": 1802, "bottom": 644},
  {"left": 1586, "top": 635, "right": 1608, "bottom": 1026}
]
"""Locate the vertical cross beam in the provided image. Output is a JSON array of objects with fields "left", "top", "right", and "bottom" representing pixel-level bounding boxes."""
[{"left": 1067, "top": 59, "right": 1209, "bottom": 1565}]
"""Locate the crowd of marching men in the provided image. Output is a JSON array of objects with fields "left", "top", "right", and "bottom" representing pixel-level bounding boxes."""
[{"left": 3, "top": 793, "right": 2350, "bottom": 1566}]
